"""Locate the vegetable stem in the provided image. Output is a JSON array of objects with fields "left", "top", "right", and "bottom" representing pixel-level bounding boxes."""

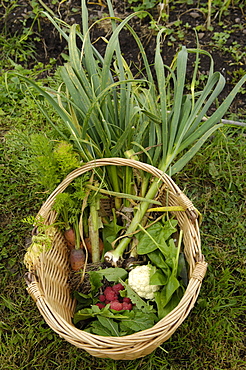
[
  {"left": 107, "top": 166, "right": 122, "bottom": 209},
  {"left": 88, "top": 196, "right": 101, "bottom": 262},
  {"left": 105, "top": 177, "right": 161, "bottom": 265},
  {"left": 74, "top": 217, "right": 81, "bottom": 250},
  {"left": 175, "top": 229, "right": 183, "bottom": 276}
]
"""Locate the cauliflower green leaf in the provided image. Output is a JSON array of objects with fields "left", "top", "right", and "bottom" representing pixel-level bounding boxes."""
[{"left": 119, "top": 278, "right": 156, "bottom": 314}]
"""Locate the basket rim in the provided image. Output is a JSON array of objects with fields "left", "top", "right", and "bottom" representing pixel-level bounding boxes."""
[{"left": 37, "top": 157, "right": 199, "bottom": 222}]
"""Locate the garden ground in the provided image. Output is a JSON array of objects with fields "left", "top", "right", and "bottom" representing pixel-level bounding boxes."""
[{"left": 0, "top": 1, "right": 245, "bottom": 369}]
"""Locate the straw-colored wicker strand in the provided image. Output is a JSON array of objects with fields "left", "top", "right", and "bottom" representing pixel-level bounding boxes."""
[
  {"left": 26, "top": 158, "right": 207, "bottom": 360},
  {"left": 26, "top": 280, "right": 44, "bottom": 302}
]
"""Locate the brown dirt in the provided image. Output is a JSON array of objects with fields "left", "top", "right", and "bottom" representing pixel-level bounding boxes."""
[{"left": 1, "top": 0, "right": 245, "bottom": 114}]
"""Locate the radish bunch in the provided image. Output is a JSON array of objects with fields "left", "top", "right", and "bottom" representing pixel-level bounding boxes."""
[{"left": 96, "top": 283, "right": 133, "bottom": 311}]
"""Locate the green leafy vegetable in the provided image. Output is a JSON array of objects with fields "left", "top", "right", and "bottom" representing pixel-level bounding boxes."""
[
  {"left": 119, "top": 278, "right": 156, "bottom": 313},
  {"left": 149, "top": 265, "right": 168, "bottom": 285},
  {"left": 90, "top": 316, "right": 121, "bottom": 336},
  {"left": 88, "top": 270, "right": 104, "bottom": 292},
  {"left": 91, "top": 267, "right": 128, "bottom": 282},
  {"left": 119, "top": 309, "right": 158, "bottom": 334},
  {"left": 136, "top": 219, "right": 178, "bottom": 255},
  {"left": 102, "top": 218, "right": 124, "bottom": 252},
  {"left": 81, "top": 306, "right": 158, "bottom": 336},
  {"left": 73, "top": 304, "right": 129, "bottom": 325},
  {"left": 155, "top": 286, "right": 185, "bottom": 319}
]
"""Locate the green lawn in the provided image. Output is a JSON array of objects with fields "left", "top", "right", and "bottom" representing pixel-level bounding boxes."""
[
  {"left": 0, "top": 1, "right": 245, "bottom": 367},
  {"left": 1, "top": 94, "right": 245, "bottom": 368}
]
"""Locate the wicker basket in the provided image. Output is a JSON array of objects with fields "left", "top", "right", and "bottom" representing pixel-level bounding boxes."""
[{"left": 24, "top": 158, "right": 207, "bottom": 360}]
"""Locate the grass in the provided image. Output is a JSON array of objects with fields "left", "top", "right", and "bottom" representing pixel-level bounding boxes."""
[
  {"left": 1, "top": 98, "right": 245, "bottom": 369},
  {"left": 0, "top": 2, "right": 245, "bottom": 369}
]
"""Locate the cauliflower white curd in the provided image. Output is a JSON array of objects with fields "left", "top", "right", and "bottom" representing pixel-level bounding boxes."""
[{"left": 128, "top": 264, "right": 160, "bottom": 300}]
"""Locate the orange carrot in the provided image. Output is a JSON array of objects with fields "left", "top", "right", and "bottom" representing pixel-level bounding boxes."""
[
  {"left": 70, "top": 248, "right": 85, "bottom": 271},
  {"left": 64, "top": 228, "right": 76, "bottom": 249},
  {"left": 84, "top": 237, "right": 104, "bottom": 260}
]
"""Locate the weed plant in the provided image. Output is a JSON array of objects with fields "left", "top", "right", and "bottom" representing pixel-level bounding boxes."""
[
  {"left": 1, "top": 111, "right": 245, "bottom": 369},
  {"left": 0, "top": 1, "right": 245, "bottom": 369},
  {"left": 15, "top": 0, "right": 245, "bottom": 264}
]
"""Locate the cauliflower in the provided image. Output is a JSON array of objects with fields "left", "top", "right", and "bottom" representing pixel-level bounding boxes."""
[{"left": 128, "top": 264, "right": 160, "bottom": 300}]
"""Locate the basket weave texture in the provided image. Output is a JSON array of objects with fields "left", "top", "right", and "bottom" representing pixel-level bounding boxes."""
[{"left": 25, "top": 158, "right": 207, "bottom": 360}]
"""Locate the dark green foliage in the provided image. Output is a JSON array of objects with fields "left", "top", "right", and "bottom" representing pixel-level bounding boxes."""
[{"left": 0, "top": 0, "right": 245, "bottom": 368}]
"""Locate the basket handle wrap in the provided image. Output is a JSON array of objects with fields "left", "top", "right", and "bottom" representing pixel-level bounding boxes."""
[
  {"left": 24, "top": 272, "right": 44, "bottom": 302},
  {"left": 190, "top": 261, "right": 207, "bottom": 282}
]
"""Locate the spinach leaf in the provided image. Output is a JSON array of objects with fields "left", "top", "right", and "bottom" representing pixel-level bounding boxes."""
[
  {"left": 120, "top": 309, "right": 158, "bottom": 334},
  {"left": 137, "top": 223, "right": 163, "bottom": 254},
  {"left": 155, "top": 286, "right": 185, "bottom": 319},
  {"left": 149, "top": 265, "right": 168, "bottom": 285},
  {"left": 73, "top": 291, "right": 94, "bottom": 310},
  {"left": 89, "top": 270, "right": 103, "bottom": 292},
  {"left": 102, "top": 218, "right": 124, "bottom": 252},
  {"left": 137, "top": 219, "right": 178, "bottom": 256},
  {"left": 73, "top": 304, "right": 129, "bottom": 324},
  {"left": 164, "top": 239, "right": 180, "bottom": 269},
  {"left": 178, "top": 252, "right": 188, "bottom": 287},
  {"left": 147, "top": 249, "right": 171, "bottom": 277},
  {"left": 162, "top": 271, "right": 180, "bottom": 305},
  {"left": 85, "top": 317, "right": 121, "bottom": 336},
  {"left": 92, "top": 267, "right": 128, "bottom": 282},
  {"left": 154, "top": 270, "right": 180, "bottom": 319}
]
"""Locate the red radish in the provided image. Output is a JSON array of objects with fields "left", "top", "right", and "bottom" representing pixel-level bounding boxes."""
[
  {"left": 105, "top": 291, "right": 118, "bottom": 301},
  {"left": 104, "top": 287, "right": 118, "bottom": 301},
  {"left": 96, "top": 284, "right": 133, "bottom": 311},
  {"left": 123, "top": 297, "right": 131, "bottom": 304},
  {"left": 110, "top": 301, "right": 123, "bottom": 311},
  {"left": 112, "top": 283, "right": 124, "bottom": 293},
  {"left": 104, "top": 286, "right": 113, "bottom": 294},
  {"left": 122, "top": 302, "right": 132, "bottom": 310},
  {"left": 96, "top": 303, "right": 105, "bottom": 309},
  {"left": 64, "top": 228, "right": 76, "bottom": 249},
  {"left": 69, "top": 248, "right": 85, "bottom": 271}
]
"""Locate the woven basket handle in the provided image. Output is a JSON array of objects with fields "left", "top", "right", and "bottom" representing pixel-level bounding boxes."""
[{"left": 37, "top": 158, "right": 198, "bottom": 221}]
